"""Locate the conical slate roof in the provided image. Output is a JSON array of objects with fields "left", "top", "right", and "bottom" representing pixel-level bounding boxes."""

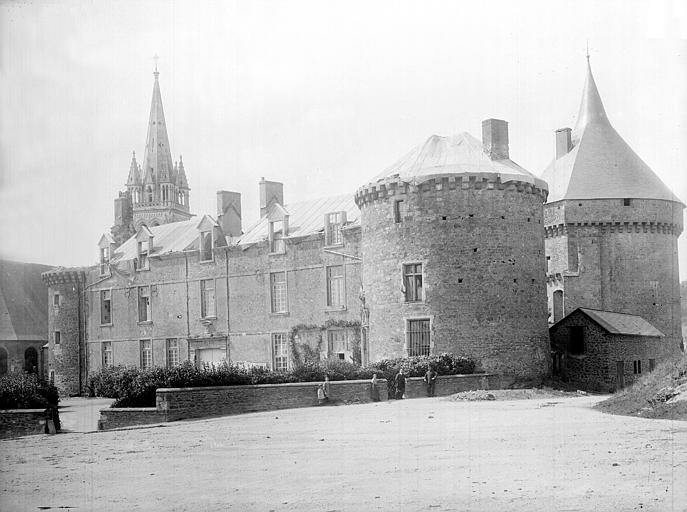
[
  {"left": 141, "top": 70, "right": 174, "bottom": 185},
  {"left": 126, "top": 151, "right": 141, "bottom": 186},
  {"left": 369, "top": 132, "right": 547, "bottom": 189},
  {"left": 541, "top": 60, "right": 682, "bottom": 205}
]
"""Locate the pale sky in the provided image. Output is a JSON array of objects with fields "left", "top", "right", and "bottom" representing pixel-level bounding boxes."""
[{"left": 1, "top": 0, "right": 686, "bottom": 279}]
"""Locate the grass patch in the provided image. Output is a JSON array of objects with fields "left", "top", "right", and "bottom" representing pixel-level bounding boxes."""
[{"left": 594, "top": 357, "right": 687, "bottom": 420}]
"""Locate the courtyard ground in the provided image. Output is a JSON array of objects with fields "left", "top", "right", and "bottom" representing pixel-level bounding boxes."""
[{"left": 1, "top": 394, "right": 686, "bottom": 511}]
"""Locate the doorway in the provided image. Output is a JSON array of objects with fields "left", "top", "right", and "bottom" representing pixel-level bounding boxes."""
[{"left": 616, "top": 361, "right": 625, "bottom": 389}]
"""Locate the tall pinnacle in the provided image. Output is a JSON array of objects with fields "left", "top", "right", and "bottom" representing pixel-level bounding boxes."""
[
  {"left": 141, "top": 67, "right": 174, "bottom": 185},
  {"left": 572, "top": 57, "right": 609, "bottom": 143}
]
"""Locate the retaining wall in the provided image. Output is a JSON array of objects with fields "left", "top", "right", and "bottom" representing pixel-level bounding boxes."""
[
  {"left": 402, "top": 373, "right": 500, "bottom": 398},
  {"left": 0, "top": 409, "right": 48, "bottom": 439}
]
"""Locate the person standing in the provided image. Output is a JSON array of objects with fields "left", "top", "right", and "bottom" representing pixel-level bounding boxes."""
[
  {"left": 394, "top": 369, "right": 406, "bottom": 399},
  {"left": 370, "top": 373, "right": 380, "bottom": 401},
  {"left": 424, "top": 365, "right": 438, "bottom": 397},
  {"left": 323, "top": 374, "right": 331, "bottom": 403}
]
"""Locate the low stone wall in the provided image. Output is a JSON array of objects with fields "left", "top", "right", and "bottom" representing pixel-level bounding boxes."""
[
  {"left": 402, "top": 373, "right": 499, "bottom": 398},
  {"left": 0, "top": 409, "right": 47, "bottom": 439},
  {"left": 98, "top": 379, "right": 388, "bottom": 429},
  {"left": 158, "top": 379, "right": 389, "bottom": 422},
  {"left": 98, "top": 408, "right": 166, "bottom": 430}
]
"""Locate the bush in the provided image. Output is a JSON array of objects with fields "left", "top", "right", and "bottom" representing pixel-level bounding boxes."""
[
  {"left": 89, "top": 353, "right": 476, "bottom": 407},
  {"left": 0, "top": 372, "right": 59, "bottom": 409}
]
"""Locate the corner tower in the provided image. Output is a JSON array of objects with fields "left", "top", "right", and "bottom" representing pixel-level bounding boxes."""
[
  {"left": 356, "top": 120, "right": 551, "bottom": 382},
  {"left": 112, "top": 65, "right": 192, "bottom": 239},
  {"left": 542, "top": 58, "right": 684, "bottom": 355}
]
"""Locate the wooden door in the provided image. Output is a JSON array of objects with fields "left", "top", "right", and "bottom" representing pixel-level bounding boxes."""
[{"left": 616, "top": 361, "right": 625, "bottom": 389}]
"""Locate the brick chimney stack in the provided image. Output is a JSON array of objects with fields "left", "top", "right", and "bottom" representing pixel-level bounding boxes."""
[
  {"left": 555, "top": 127, "right": 573, "bottom": 158},
  {"left": 259, "top": 178, "right": 284, "bottom": 217},
  {"left": 482, "top": 119, "right": 509, "bottom": 160}
]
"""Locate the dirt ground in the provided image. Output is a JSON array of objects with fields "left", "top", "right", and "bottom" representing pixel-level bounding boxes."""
[{"left": 1, "top": 395, "right": 686, "bottom": 512}]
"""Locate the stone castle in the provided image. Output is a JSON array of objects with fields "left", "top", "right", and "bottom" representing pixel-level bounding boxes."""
[{"left": 42, "top": 58, "right": 684, "bottom": 395}]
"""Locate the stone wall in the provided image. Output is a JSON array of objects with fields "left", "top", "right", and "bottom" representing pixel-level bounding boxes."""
[
  {"left": 98, "top": 379, "right": 388, "bottom": 429},
  {"left": 356, "top": 176, "right": 551, "bottom": 380},
  {"left": 0, "top": 409, "right": 48, "bottom": 439},
  {"left": 403, "top": 373, "right": 500, "bottom": 398}
]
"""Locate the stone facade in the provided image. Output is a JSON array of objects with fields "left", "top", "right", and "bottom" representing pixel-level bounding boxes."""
[
  {"left": 0, "top": 409, "right": 50, "bottom": 439},
  {"left": 549, "top": 309, "right": 671, "bottom": 391},
  {"left": 355, "top": 134, "right": 552, "bottom": 382}
]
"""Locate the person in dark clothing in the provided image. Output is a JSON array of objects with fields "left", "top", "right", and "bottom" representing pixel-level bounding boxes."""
[
  {"left": 394, "top": 369, "right": 406, "bottom": 399},
  {"left": 424, "top": 366, "right": 438, "bottom": 397}
]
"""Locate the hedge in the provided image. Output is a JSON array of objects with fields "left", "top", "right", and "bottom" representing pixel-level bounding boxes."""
[
  {"left": 0, "top": 372, "right": 60, "bottom": 409},
  {"left": 89, "top": 353, "right": 475, "bottom": 408}
]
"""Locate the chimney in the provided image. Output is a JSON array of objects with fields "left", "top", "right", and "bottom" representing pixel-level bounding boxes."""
[
  {"left": 482, "top": 119, "right": 509, "bottom": 160},
  {"left": 259, "top": 178, "right": 284, "bottom": 217},
  {"left": 555, "top": 127, "right": 572, "bottom": 158},
  {"left": 217, "top": 190, "right": 242, "bottom": 238},
  {"left": 113, "top": 191, "right": 132, "bottom": 227}
]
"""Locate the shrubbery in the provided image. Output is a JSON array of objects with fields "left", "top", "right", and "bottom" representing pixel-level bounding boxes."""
[
  {"left": 0, "top": 372, "right": 60, "bottom": 409},
  {"left": 88, "top": 353, "right": 475, "bottom": 408}
]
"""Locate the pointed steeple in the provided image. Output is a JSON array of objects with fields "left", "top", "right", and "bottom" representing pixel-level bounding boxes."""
[
  {"left": 142, "top": 68, "right": 174, "bottom": 185},
  {"left": 571, "top": 58, "right": 609, "bottom": 144},
  {"left": 126, "top": 151, "right": 141, "bottom": 185},
  {"left": 176, "top": 154, "right": 189, "bottom": 189}
]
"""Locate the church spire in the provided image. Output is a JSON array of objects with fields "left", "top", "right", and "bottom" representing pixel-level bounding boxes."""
[
  {"left": 141, "top": 66, "right": 174, "bottom": 185},
  {"left": 572, "top": 56, "right": 609, "bottom": 143},
  {"left": 126, "top": 150, "right": 141, "bottom": 186}
]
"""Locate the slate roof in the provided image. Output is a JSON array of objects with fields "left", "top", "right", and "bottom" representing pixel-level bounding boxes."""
[
  {"left": 577, "top": 308, "right": 664, "bottom": 337},
  {"left": 541, "top": 60, "right": 683, "bottom": 205},
  {"left": 0, "top": 260, "right": 51, "bottom": 341},
  {"left": 112, "top": 216, "right": 213, "bottom": 262},
  {"left": 368, "top": 132, "right": 547, "bottom": 190},
  {"left": 238, "top": 194, "right": 360, "bottom": 246}
]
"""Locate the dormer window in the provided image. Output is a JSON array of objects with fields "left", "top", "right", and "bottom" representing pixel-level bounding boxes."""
[
  {"left": 137, "top": 240, "right": 149, "bottom": 270},
  {"left": 324, "top": 211, "right": 346, "bottom": 246},
  {"left": 99, "top": 246, "right": 110, "bottom": 275},
  {"left": 270, "top": 220, "right": 285, "bottom": 254},
  {"left": 200, "top": 230, "right": 213, "bottom": 261}
]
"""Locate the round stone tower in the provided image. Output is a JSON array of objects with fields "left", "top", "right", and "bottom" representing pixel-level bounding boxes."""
[
  {"left": 355, "top": 119, "right": 551, "bottom": 381},
  {"left": 542, "top": 60, "right": 684, "bottom": 356},
  {"left": 41, "top": 269, "right": 87, "bottom": 396}
]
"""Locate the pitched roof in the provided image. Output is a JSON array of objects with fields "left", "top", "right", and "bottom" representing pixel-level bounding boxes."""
[
  {"left": 541, "top": 60, "right": 683, "bottom": 205},
  {"left": 577, "top": 308, "right": 664, "bottom": 337},
  {"left": 368, "top": 132, "right": 547, "bottom": 190},
  {"left": 0, "top": 260, "right": 51, "bottom": 341},
  {"left": 238, "top": 194, "right": 360, "bottom": 246},
  {"left": 112, "top": 216, "right": 212, "bottom": 262}
]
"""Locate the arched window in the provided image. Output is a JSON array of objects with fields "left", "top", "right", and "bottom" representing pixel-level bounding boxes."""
[
  {"left": 147, "top": 186, "right": 153, "bottom": 203},
  {"left": 0, "top": 347, "right": 8, "bottom": 375},
  {"left": 24, "top": 347, "right": 38, "bottom": 373}
]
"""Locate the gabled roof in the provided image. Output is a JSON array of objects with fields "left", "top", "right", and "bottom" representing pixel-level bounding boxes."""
[
  {"left": 0, "top": 260, "right": 51, "bottom": 341},
  {"left": 368, "top": 132, "right": 547, "bottom": 190},
  {"left": 98, "top": 233, "right": 115, "bottom": 247},
  {"left": 559, "top": 308, "right": 665, "bottom": 338},
  {"left": 238, "top": 194, "right": 360, "bottom": 246},
  {"left": 541, "top": 60, "right": 683, "bottom": 205}
]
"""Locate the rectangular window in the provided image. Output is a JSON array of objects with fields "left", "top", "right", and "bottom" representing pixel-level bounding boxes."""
[
  {"left": 569, "top": 326, "right": 584, "bottom": 354},
  {"left": 623, "top": 198, "right": 631, "bottom": 206},
  {"left": 53, "top": 293, "right": 60, "bottom": 307},
  {"left": 200, "top": 279, "right": 216, "bottom": 318},
  {"left": 407, "top": 319, "right": 431, "bottom": 356},
  {"left": 270, "top": 272, "right": 288, "bottom": 313},
  {"left": 200, "top": 231, "right": 213, "bottom": 261},
  {"left": 99, "top": 247, "right": 110, "bottom": 275},
  {"left": 54, "top": 331, "right": 61, "bottom": 345},
  {"left": 137, "top": 241, "right": 149, "bottom": 270},
  {"left": 272, "top": 333, "right": 288, "bottom": 372},
  {"left": 633, "top": 360, "right": 642, "bottom": 375},
  {"left": 100, "top": 289, "right": 112, "bottom": 325},
  {"left": 140, "top": 339, "right": 152, "bottom": 369},
  {"left": 102, "top": 342, "right": 113, "bottom": 368},
  {"left": 270, "top": 220, "right": 285, "bottom": 253},
  {"left": 325, "top": 211, "right": 345, "bottom": 246},
  {"left": 166, "top": 338, "right": 179, "bottom": 368},
  {"left": 138, "top": 286, "right": 151, "bottom": 322},
  {"left": 326, "top": 265, "right": 345, "bottom": 307},
  {"left": 394, "top": 199, "right": 405, "bottom": 223},
  {"left": 403, "top": 263, "right": 423, "bottom": 302},
  {"left": 649, "top": 359, "right": 655, "bottom": 372},
  {"left": 328, "top": 329, "right": 348, "bottom": 356}
]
